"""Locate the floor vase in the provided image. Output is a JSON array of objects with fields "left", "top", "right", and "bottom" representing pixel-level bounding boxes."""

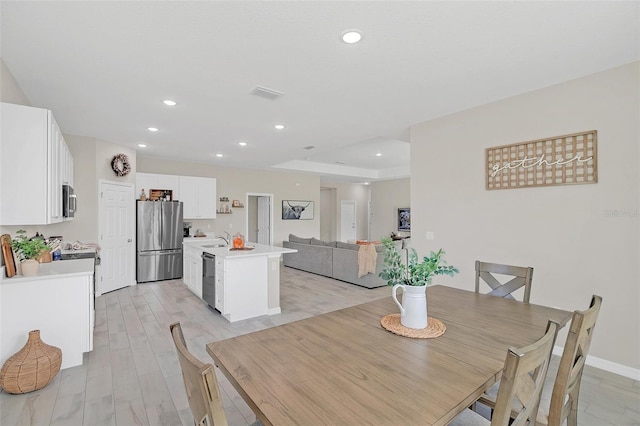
[{"left": 0, "top": 330, "right": 62, "bottom": 394}]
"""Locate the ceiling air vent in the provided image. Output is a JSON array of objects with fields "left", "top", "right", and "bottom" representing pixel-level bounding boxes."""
[
  {"left": 250, "top": 86, "right": 284, "bottom": 100},
  {"left": 303, "top": 146, "right": 315, "bottom": 150}
]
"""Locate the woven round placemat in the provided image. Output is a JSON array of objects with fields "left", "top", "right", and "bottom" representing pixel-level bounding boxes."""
[{"left": 380, "top": 314, "right": 446, "bottom": 339}]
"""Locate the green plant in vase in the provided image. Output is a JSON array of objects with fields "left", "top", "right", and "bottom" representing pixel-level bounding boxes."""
[
  {"left": 12, "top": 230, "right": 49, "bottom": 262},
  {"left": 379, "top": 236, "right": 459, "bottom": 329},
  {"left": 379, "top": 237, "right": 458, "bottom": 287}
]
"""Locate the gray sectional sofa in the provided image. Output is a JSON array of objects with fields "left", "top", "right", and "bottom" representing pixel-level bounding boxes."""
[{"left": 282, "top": 235, "right": 406, "bottom": 289}]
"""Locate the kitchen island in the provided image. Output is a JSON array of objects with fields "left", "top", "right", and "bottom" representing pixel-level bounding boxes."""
[
  {"left": 183, "top": 239, "right": 296, "bottom": 322},
  {"left": 0, "top": 258, "right": 94, "bottom": 369}
]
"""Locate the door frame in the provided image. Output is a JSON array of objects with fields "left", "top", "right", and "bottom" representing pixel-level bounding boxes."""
[
  {"left": 98, "top": 179, "right": 136, "bottom": 293},
  {"left": 246, "top": 192, "right": 274, "bottom": 246}
]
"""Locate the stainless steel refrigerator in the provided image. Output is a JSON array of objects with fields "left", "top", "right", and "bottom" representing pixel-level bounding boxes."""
[{"left": 136, "top": 201, "right": 183, "bottom": 283}]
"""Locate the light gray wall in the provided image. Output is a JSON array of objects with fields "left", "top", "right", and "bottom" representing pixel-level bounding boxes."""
[
  {"left": 370, "top": 178, "right": 410, "bottom": 241},
  {"left": 0, "top": 58, "right": 30, "bottom": 106},
  {"left": 137, "top": 156, "right": 320, "bottom": 246},
  {"left": 321, "top": 183, "right": 371, "bottom": 241},
  {"left": 319, "top": 188, "right": 336, "bottom": 241},
  {"left": 410, "top": 62, "right": 639, "bottom": 370}
]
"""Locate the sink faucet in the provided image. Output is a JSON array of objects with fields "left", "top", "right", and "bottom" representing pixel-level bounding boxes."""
[{"left": 217, "top": 231, "right": 231, "bottom": 245}]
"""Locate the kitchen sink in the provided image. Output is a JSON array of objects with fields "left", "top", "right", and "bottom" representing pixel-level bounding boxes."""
[{"left": 202, "top": 244, "right": 227, "bottom": 248}]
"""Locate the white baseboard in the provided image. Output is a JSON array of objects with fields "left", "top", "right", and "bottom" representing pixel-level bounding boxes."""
[
  {"left": 268, "top": 307, "right": 281, "bottom": 315},
  {"left": 553, "top": 345, "right": 640, "bottom": 380}
]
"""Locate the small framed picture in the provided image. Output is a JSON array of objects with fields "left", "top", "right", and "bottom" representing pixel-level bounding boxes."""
[
  {"left": 282, "top": 200, "right": 314, "bottom": 220},
  {"left": 397, "top": 207, "right": 411, "bottom": 231}
]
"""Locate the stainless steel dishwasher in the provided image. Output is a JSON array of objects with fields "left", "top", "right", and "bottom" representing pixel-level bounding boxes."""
[{"left": 202, "top": 253, "right": 217, "bottom": 310}]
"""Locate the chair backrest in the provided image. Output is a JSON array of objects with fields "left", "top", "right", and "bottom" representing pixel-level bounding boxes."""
[
  {"left": 546, "top": 295, "right": 602, "bottom": 426},
  {"left": 475, "top": 261, "right": 534, "bottom": 303},
  {"left": 170, "top": 322, "right": 228, "bottom": 426},
  {"left": 491, "top": 320, "right": 559, "bottom": 426}
]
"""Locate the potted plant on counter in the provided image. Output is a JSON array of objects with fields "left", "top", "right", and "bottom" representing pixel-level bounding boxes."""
[
  {"left": 379, "top": 237, "right": 458, "bottom": 329},
  {"left": 12, "top": 230, "right": 49, "bottom": 276}
]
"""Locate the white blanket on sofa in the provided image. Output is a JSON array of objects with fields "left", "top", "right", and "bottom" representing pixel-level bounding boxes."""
[{"left": 357, "top": 244, "right": 378, "bottom": 278}]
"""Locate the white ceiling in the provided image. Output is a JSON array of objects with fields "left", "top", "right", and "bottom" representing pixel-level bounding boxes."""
[{"left": 1, "top": 1, "right": 638, "bottom": 183}]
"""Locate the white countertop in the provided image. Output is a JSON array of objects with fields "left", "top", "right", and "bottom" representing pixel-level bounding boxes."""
[
  {"left": 1, "top": 258, "right": 95, "bottom": 283},
  {"left": 183, "top": 240, "right": 296, "bottom": 259}
]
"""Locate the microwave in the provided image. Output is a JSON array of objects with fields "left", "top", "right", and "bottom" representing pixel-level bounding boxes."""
[{"left": 62, "top": 184, "right": 76, "bottom": 218}]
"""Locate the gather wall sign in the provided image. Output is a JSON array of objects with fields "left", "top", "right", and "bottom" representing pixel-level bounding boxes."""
[{"left": 485, "top": 130, "right": 597, "bottom": 190}]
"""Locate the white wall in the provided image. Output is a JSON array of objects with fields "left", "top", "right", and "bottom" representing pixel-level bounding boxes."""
[
  {"left": 370, "top": 178, "right": 410, "bottom": 241},
  {"left": 410, "top": 62, "right": 639, "bottom": 370}
]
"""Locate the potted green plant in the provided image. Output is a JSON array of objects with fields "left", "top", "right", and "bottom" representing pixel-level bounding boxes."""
[
  {"left": 379, "top": 237, "right": 458, "bottom": 329},
  {"left": 11, "top": 230, "right": 49, "bottom": 276}
]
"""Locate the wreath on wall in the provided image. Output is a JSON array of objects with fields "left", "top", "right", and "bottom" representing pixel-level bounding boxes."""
[{"left": 111, "top": 153, "right": 131, "bottom": 177}]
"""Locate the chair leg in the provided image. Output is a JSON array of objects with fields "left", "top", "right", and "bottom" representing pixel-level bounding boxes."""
[{"left": 567, "top": 407, "right": 578, "bottom": 426}]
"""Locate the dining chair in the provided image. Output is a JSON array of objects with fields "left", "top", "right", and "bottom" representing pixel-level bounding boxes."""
[
  {"left": 448, "top": 320, "right": 559, "bottom": 426},
  {"left": 477, "top": 295, "right": 603, "bottom": 426},
  {"left": 170, "top": 322, "right": 264, "bottom": 426},
  {"left": 475, "top": 261, "right": 534, "bottom": 303}
]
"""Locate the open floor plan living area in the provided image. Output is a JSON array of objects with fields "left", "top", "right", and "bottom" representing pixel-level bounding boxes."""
[{"left": 1, "top": 2, "right": 639, "bottom": 425}]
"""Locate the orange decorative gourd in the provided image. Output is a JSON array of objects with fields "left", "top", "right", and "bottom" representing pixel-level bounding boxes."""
[{"left": 233, "top": 233, "right": 244, "bottom": 249}]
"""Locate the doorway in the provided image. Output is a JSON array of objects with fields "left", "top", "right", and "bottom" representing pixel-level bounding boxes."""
[
  {"left": 246, "top": 193, "right": 273, "bottom": 245},
  {"left": 340, "top": 200, "right": 357, "bottom": 242},
  {"left": 98, "top": 180, "right": 135, "bottom": 295}
]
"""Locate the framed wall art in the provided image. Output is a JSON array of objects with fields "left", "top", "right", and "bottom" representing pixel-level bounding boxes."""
[
  {"left": 486, "top": 130, "right": 597, "bottom": 190},
  {"left": 282, "top": 200, "right": 314, "bottom": 220},
  {"left": 397, "top": 207, "right": 411, "bottom": 232}
]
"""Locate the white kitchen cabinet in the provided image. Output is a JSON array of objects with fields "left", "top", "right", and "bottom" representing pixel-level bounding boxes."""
[
  {"left": 62, "top": 141, "right": 74, "bottom": 186},
  {"left": 215, "top": 256, "right": 225, "bottom": 313},
  {"left": 182, "top": 244, "right": 203, "bottom": 298},
  {"left": 135, "top": 172, "right": 180, "bottom": 200},
  {"left": 0, "top": 260, "right": 94, "bottom": 370},
  {"left": 179, "top": 176, "right": 216, "bottom": 219},
  {"left": 0, "top": 102, "right": 72, "bottom": 225}
]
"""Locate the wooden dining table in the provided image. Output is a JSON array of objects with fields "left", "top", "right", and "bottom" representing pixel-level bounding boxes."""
[{"left": 206, "top": 285, "right": 572, "bottom": 426}]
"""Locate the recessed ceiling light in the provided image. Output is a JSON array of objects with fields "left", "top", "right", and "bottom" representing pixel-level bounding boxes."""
[
  {"left": 147, "top": 127, "right": 158, "bottom": 132},
  {"left": 342, "top": 30, "right": 362, "bottom": 44},
  {"left": 137, "top": 143, "right": 147, "bottom": 148},
  {"left": 216, "top": 153, "right": 223, "bottom": 158},
  {"left": 376, "top": 153, "right": 382, "bottom": 157},
  {"left": 162, "top": 100, "right": 177, "bottom": 106},
  {"left": 363, "top": 182, "right": 370, "bottom": 185},
  {"left": 274, "top": 124, "right": 285, "bottom": 130},
  {"left": 238, "top": 141, "right": 247, "bottom": 146}
]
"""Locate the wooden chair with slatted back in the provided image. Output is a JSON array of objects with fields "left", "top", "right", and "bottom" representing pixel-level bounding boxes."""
[
  {"left": 170, "top": 322, "right": 228, "bottom": 426},
  {"left": 544, "top": 294, "right": 602, "bottom": 426},
  {"left": 475, "top": 261, "right": 534, "bottom": 303},
  {"left": 476, "top": 295, "right": 602, "bottom": 426},
  {"left": 448, "top": 320, "right": 559, "bottom": 426}
]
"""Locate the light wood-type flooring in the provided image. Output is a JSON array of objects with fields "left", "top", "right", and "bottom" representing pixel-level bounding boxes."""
[{"left": 1, "top": 267, "right": 639, "bottom": 425}]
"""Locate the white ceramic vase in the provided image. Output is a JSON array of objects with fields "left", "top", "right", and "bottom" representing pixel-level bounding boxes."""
[
  {"left": 20, "top": 259, "right": 39, "bottom": 276},
  {"left": 392, "top": 284, "right": 428, "bottom": 329}
]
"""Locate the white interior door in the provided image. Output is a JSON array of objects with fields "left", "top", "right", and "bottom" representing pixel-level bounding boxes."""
[
  {"left": 257, "top": 196, "right": 270, "bottom": 245},
  {"left": 246, "top": 193, "right": 273, "bottom": 246},
  {"left": 340, "top": 200, "right": 357, "bottom": 242},
  {"left": 99, "top": 180, "right": 135, "bottom": 295}
]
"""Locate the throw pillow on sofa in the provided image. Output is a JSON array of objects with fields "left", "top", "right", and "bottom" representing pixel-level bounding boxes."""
[
  {"left": 289, "top": 234, "right": 312, "bottom": 244},
  {"left": 310, "top": 238, "right": 336, "bottom": 247}
]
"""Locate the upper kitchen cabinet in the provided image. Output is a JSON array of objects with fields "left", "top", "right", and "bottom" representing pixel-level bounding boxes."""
[
  {"left": 0, "top": 103, "right": 73, "bottom": 225},
  {"left": 179, "top": 176, "right": 216, "bottom": 219},
  {"left": 135, "top": 172, "right": 180, "bottom": 200}
]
